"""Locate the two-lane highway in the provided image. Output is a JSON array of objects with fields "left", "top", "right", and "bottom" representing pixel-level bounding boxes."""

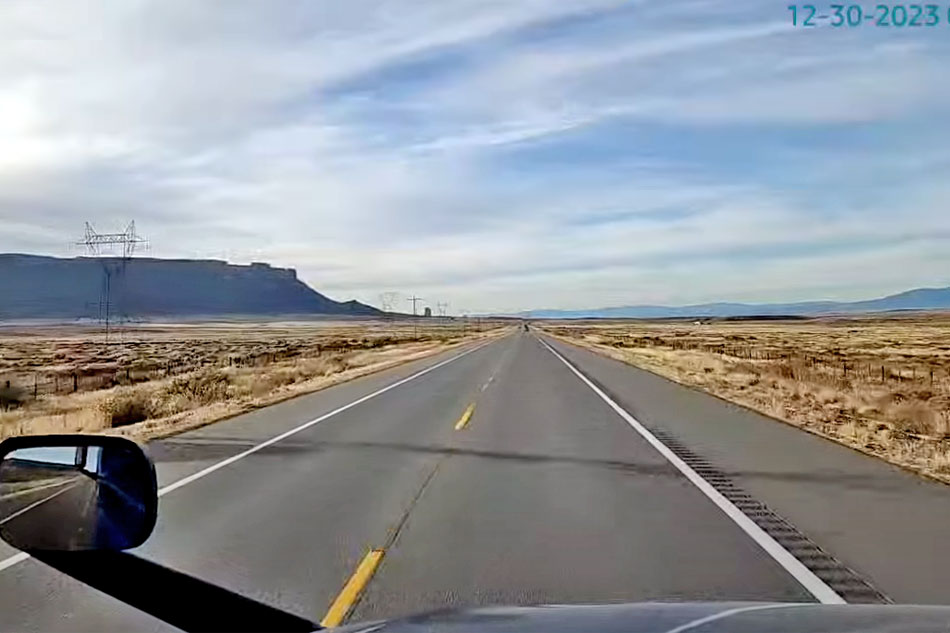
[
  {"left": 2, "top": 330, "right": 950, "bottom": 630},
  {"left": 351, "top": 333, "right": 814, "bottom": 621}
]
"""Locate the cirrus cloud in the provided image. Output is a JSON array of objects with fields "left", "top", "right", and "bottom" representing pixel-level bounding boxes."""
[{"left": 1, "top": 0, "right": 948, "bottom": 313}]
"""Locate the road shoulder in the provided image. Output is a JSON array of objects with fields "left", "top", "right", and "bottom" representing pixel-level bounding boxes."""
[{"left": 542, "top": 334, "right": 950, "bottom": 604}]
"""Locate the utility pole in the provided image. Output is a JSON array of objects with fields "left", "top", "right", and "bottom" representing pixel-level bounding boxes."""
[
  {"left": 408, "top": 295, "right": 423, "bottom": 339},
  {"left": 436, "top": 302, "right": 448, "bottom": 336}
]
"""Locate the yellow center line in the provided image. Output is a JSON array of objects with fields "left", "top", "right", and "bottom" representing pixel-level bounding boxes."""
[
  {"left": 321, "top": 548, "right": 385, "bottom": 627},
  {"left": 454, "top": 403, "right": 476, "bottom": 430}
]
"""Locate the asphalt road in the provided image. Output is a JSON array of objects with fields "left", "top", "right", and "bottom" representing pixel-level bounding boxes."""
[{"left": 1, "top": 330, "right": 950, "bottom": 631}]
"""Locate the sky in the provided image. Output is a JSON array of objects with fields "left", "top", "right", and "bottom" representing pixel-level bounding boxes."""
[{"left": 2, "top": 1, "right": 950, "bottom": 314}]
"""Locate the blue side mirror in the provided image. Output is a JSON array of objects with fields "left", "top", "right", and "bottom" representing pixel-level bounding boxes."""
[{"left": 0, "top": 435, "right": 158, "bottom": 551}]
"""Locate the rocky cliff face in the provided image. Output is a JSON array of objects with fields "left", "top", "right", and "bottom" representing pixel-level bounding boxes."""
[{"left": 0, "top": 254, "right": 381, "bottom": 319}]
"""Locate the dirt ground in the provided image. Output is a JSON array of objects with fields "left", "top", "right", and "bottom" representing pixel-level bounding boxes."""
[
  {"left": 0, "top": 319, "right": 504, "bottom": 441},
  {"left": 540, "top": 313, "right": 950, "bottom": 484}
]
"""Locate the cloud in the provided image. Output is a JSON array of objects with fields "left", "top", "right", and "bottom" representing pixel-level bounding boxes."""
[{"left": 0, "top": 0, "right": 948, "bottom": 312}]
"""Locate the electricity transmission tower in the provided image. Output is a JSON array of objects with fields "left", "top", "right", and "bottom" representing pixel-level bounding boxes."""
[
  {"left": 408, "top": 295, "right": 423, "bottom": 317},
  {"left": 378, "top": 291, "right": 401, "bottom": 317},
  {"left": 81, "top": 221, "right": 145, "bottom": 258},
  {"left": 77, "top": 221, "right": 147, "bottom": 340}
]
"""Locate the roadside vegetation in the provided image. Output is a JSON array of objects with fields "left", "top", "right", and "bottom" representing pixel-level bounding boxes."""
[
  {"left": 0, "top": 321, "right": 504, "bottom": 441},
  {"left": 541, "top": 314, "right": 950, "bottom": 483}
]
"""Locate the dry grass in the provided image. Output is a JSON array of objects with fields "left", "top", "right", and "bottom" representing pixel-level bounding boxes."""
[
  {"left": 0, "top": 320, "right": 507, "bottom": 441},
  {"left": 540, "top": 314, "right": 950, "bottom": 483}
]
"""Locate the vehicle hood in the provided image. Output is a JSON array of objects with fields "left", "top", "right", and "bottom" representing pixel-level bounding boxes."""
[{"left": 336, "top": 602, "right": 950, "bottom": 633}]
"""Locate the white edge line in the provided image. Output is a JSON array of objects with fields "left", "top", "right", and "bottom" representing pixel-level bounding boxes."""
[
  {"left": 663, "top": 603, "right": 808, "bottom": 633},
  {"left": 0, "top": 482, "right": 79, "bottom": 527},
  {"left": 0, "top": 337, "right": 498, "bottom": 575},
  {"left": 538, "top": 337, "right": 846, "bottom": 605},
  {"left": 158, "top": 338, "right": 494, "bottom": 497},
  {"left": 0, "top": 477, "right": 78, "bottom": 502},
  {"left": 0, "top": 552, "right": 29, "bottom": 573}
]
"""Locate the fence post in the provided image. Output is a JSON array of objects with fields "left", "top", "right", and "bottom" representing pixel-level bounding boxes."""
[
  {"left": 33, "top": 374, "right": 37, "bottom": 398},
  {"left": 73, "top": 373, "right": 78, "bottom": 392},
  {"left": 881, "top": 365, "right": 885, "bottom": 383}
]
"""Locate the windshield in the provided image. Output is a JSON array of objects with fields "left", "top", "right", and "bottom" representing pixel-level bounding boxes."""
[{"left": 1, "top": 1, "right": 949, "bottom": 631}]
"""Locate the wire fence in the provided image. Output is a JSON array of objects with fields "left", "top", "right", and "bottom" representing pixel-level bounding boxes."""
[
  {"left": 584, "top": 333, "right": 950, "bottom": 393},
  {"left": 0, "top": 325, "right": 496, "bottom": 411}
]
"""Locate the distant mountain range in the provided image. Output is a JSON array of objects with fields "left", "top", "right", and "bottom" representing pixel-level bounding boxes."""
[
  {"left": 512, "top": 286, "right": 950, "bottom": 319},
  {"left": 0, "top": 254, "right": 381, "bottom": 320}
]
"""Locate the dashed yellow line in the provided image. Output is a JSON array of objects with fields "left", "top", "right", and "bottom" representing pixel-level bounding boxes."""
[
  {"left": 321, "top": 548, "right": 385, "bottom": 627},
  {"left": 322, "top": 401, "right": 476, "bottom": 625},
  {"left": 454, "top": 403, "right": 476, "bottom": 430}
]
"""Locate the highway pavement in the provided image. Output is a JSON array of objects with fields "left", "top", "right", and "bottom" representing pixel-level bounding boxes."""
[{"left": 1, "top": 330, "right": 950, "bottom": 630}]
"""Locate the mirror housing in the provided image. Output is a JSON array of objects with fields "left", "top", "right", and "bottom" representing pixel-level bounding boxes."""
[{"left": 0, "top": 435, "right": 158, "bottom": 551}]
